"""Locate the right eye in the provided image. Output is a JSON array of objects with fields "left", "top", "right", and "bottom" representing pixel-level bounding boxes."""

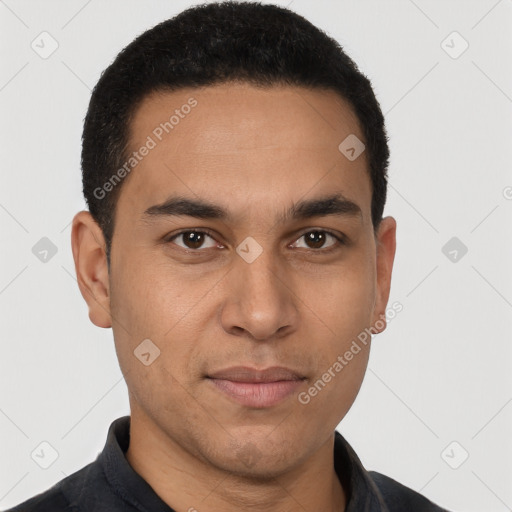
[{"left": 166, "top": 230, "right": 223, "bottom": 251}]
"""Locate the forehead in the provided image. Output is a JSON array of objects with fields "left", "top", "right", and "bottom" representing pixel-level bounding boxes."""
[
  {"left": 130, "top": 82, "right": 363, "bottom": 151},
  {"left": 117, "top": 82, "right": 371, "bottom": 224}
]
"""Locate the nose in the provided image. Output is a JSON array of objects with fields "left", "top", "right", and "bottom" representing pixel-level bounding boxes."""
[{"left": 220, "top": 249, "right": 299, "bottom": 341}]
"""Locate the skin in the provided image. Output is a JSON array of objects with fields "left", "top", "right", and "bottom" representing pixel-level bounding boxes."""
[{"left": 71, "top": 82, "right": 396, "bottom": 512}]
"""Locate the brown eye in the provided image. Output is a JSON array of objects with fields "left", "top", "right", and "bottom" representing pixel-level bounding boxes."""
[
  {"left": 169, "top": 231, "right": 218, "bottom": 250},
  {"left": 305, "top": 231, "right": 327, "bottom": 249},
  {"left": 290, "top": 230, "right": 342, "bottom": 250}
]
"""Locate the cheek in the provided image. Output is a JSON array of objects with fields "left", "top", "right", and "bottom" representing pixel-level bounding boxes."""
[
  {"left": 108, "top": 269, "right": 195, "bottom": 420},
  {"left": 111, "top": 253, "right": 208, "bottom": 336},
  {"left": 109, "top": 255, "right": 218, "bottom": 383},
  {"left": 302, "top": 251, "right": 376, "bottom": 342},
  {"left": 298, "top": 292, "right": 372, "bottom": 426},
  {"left": 296, "top": 320, "right": 371, "bottom": 434},
  {"left": 295, "top": 251, "right": 375, "bottom": 412}
]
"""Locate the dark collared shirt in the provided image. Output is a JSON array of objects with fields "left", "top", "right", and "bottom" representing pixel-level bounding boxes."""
[{"left": 5, "top": 416, "right": 450, "bottom": 511}]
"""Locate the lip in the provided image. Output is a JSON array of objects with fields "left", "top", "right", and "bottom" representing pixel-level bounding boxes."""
[
  {"left": 207, "top": 366, "right": 306, "bottom": 408},
  {"left": 207, "top": 365, "right": 305, "bottom": 382}
]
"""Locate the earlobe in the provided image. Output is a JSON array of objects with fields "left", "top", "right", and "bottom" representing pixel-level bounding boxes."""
[
  {"left": 71, "top": 211, "right": 112, "bottom": 328},
  {"left": 371, "top": 216, "right": 397, "bottom": 334}
]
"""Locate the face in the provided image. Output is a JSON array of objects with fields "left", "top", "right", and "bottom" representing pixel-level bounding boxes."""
[{"left": 72, "top": 82, "right": 396, "bottom": 479}]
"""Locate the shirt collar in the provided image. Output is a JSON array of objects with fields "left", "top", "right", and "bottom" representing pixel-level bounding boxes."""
[
  {"left": 99, "top": 416, "right": 388, "bottom": 511},
  {"left": 334, "top": 430, "right": 390, "bottom": 511},
  {"left": 100, "top": 416, "right": 174, "bottom": 511}
]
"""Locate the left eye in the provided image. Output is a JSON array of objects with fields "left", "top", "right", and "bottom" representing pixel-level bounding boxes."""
[{"left": 290, "top": 230, "right": 341, "bottom": 250}]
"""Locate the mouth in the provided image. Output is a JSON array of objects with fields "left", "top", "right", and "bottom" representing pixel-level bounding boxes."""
[{"left": 206, "top": 366, "right": 306, "bottom": 408}]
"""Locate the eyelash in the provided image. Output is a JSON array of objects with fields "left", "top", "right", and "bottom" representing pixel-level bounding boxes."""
[{"left": 165, "top": 228, "right": 346, "bottom": 254}]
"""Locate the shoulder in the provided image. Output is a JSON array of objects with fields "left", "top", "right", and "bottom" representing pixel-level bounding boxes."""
[
  {"left": 3, "top": 485, "right": 74, "bottom": 512},
  {"left": 3, "top": 462, "right": 97, "bottom": 512},
  {"left": 369, "top": 471, "right": 451, "bottom": 512}
]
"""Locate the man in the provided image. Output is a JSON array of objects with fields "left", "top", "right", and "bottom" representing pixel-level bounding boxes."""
[{"left": 6, "top": 2, "right": 450, "bottom": 511}]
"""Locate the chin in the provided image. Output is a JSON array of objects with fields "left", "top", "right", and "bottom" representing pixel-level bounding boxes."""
[{"left": 218, "top": 454, "right": 294, "bottom": 482}]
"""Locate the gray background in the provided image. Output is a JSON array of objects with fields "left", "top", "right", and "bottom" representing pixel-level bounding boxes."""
[{"left": 1, "top": 0, "right": 511, "bottom": 510}]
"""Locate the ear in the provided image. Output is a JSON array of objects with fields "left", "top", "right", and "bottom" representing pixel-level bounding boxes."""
[
  {"left": 371, "top": 216, "right": 397, "bottom": 334},
  {"left": 71, "top": 211, "right": 112, "bottom": 328}
]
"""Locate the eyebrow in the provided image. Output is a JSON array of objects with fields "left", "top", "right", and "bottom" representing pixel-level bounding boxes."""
[{"left": 141, "top": 193, "right": 362, "bottom": 224}]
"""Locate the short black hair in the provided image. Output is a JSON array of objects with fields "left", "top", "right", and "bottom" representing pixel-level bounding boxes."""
[{"left": 81, "top": 1, "right": 389, "bottom": 267}]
